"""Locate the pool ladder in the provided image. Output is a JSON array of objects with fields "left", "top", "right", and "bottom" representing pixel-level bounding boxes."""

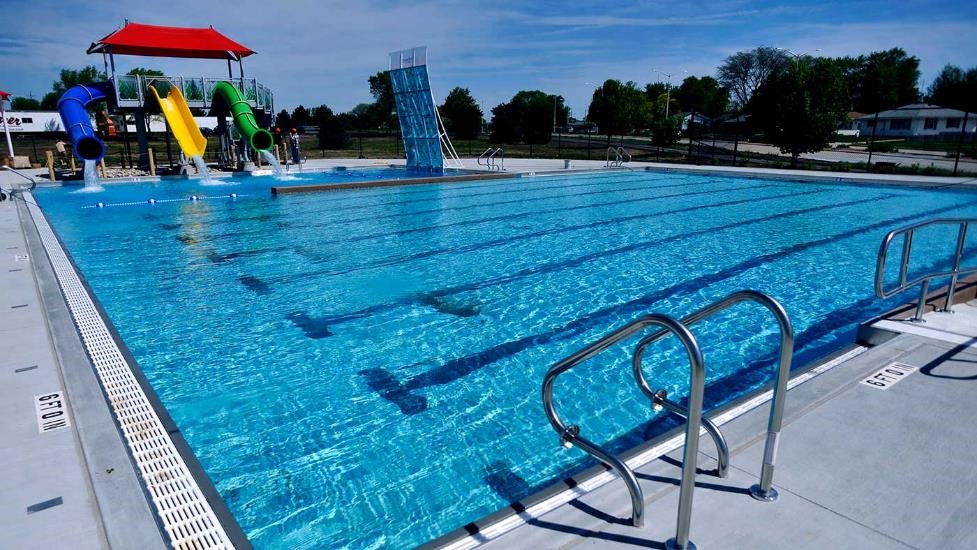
[
  {"left": 875, "top": 218, "right": 977, "bottom": 321},
  {"left": 606, "top": 146, "right": 631, "bottom": 167},
  {"left": 478, "top": 147, "right": 504, "bottom": 171},
  {"left": 542, "top": 290, "right": 793, "bottom": 550}
]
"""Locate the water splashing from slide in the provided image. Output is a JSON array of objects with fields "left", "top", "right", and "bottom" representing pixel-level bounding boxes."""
[
  {"left": 259, "top": 150, "right": 295, "bottom": 179},
  {"left": 191, "top": 155, "right": 211, "bottom": 182},
  {"left": 79, "top": 160, "right": 104, "bottom": 192}
]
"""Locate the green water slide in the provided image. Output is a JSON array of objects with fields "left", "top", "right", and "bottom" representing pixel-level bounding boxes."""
[{"left": 211, "top": 81, "right": 273, "bottom": 151}]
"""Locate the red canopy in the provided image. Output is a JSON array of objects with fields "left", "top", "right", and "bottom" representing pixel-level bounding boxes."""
[
  {"left": 0, "top": 90, "right": 9, "bottom": 100},
  {"left": 87, "top": 22, "right": 255, "bottom": 60}
]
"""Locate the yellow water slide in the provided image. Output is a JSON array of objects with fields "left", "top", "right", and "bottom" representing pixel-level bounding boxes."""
[{"left": 148, "top": 84, "right": 206, "bottom": 157}]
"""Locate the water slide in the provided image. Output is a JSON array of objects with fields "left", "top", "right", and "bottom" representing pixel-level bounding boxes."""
[
  {"left": 148, "top": 84, "right": 206, "bottom": 157},
  {"left": 211, "top": 81, "right": 272, "bottom": 151},
  {"left": 57, "top": 82, "right": 112, "bottom": 161}
]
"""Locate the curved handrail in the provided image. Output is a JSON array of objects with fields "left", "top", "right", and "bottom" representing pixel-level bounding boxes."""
[
  {"left": 542, "top": 314, "right": 705, "bottom": 529},
  {"left": 875, "top": 218, "right": 977, "bottom": 318},
  {"left": 618, "top": 146, "right": 631, "bottom": 164},
  {"left": 631, "top": 290, "right": 793, "bottom": 502},
  {"left": 477, "top": 147, "right": 494, "bottom": 166},
  {"left": 1, "top": 165, "right": 38, "bottom": 192},
  {"left": 605, "top": 146, "right": 621, "bottom": 167}
]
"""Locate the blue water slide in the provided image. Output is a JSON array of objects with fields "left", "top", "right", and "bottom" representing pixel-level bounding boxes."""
[{"left": 57, "top": 82, "right": 112, "bottom": 161}]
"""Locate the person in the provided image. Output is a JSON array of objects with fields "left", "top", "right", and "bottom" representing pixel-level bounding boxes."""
[
  {"left": 288, "top": 128, "right": 301, "bottom": 165},
  {"left": 55, "top": 139, "right": 68, "bottom": 167}
]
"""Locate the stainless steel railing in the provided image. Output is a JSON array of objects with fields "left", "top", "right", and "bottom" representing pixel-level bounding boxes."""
[
  {"left": 632, "top": 290, "right": 794, "bottom": 503},
  {"left": 541, "top": 290, "right": 793, "bottom": 550},
  {"left": 477, "top": 147, "right": 504, "bottom": 171},
  {"left": 542, "top": 313, "right": 704, "bottom": 531},
  {"left": 875, "top": 218, "right": 977, "bottom": 321},
  {"left": 605, "top": 146, "right": 630, "bottom": 167},
  {"left": 0, "top": 165, "right": 38, "bottom": 193}
]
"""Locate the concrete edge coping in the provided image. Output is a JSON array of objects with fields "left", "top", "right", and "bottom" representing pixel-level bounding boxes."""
[{"left": 16, "top": 194, "right": 252, "bottom": 548}]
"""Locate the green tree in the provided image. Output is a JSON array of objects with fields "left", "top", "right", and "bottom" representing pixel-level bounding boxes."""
[
  {"left": 11, "top": 97, "right": 41, "bottom": 110},
  {"left": 40, "top": 65, "right": 106, "bottom": 109},
  {"left": 274, "top": 109, "right": 293, "bottom": 131},
  {"left": 439, "top": 87, "right": 483, "bottom": 139},
  {"left": 586, "top": 79, "right": 650, "bottom": 144},
  {"left": 291, "top": 105, "right": 311, "bottom": 127},
  {"left": 673, "top": 75, "right": 729, "bottom": 117},
  {"left": 367, "top": 71, "right": 399, "bottom": 132},
  {"left": 717, "top": 47, "right": 791, "bottom": 108},
  {"left": 928, "top": 64, "right": 977, "bottom": 112},
  {"left": 644, "top": 82, "right": 678, "bottom": 117},
  {"left": 489, "top": 90, "right": 561, "bottom": 149},
  {"left": 650, "top": 116, "right": 681, "bottom": 148},
  {"left": 751, "top": 58, "right": 850, "bottom": 165},
  {"left": 126, "top": 67, "right": 165, "bottom": 77},
  {"left": 845, "top": 48, "right": 920, "bottom": 113},
  {"left": 312, "top": 105, "right": 348, "bottom": 149}
]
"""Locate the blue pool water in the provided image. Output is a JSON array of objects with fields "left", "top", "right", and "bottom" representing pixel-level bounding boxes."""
[{"left": 34, "top": 170, "right": 977, "bottom": 548}]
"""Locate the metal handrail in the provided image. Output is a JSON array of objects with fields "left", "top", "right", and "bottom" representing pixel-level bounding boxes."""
[
  {"left": 1, "top": 165, "right": 38, "bottom": 193},
  {"left": 477, "top": 147, "right": 494, "bottom": 166},
  {"left": 606, "top": 146, "right": 621, "bottom": 167},
  {"left": 618, "top": 147, "right": 631, "bottom": 164},
  {"left": 631, "top": 289, "right": 794, "bottom": 505},
  {"left": 542, "top": 313, "right": 706, "bottom": 538},
  {"left": 875, "top": 218, "right": 977, "bottom": 321}
]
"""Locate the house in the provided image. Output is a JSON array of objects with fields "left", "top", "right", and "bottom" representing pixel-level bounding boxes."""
[
  {"left": 836, "top": 112, "right": 864, "bottom": 137},
  {"left": 681, "top": 112, "right": 712, "bottom": 131},
  {"left": 856, "top": 104, "right": 976, "bottom": 140}
]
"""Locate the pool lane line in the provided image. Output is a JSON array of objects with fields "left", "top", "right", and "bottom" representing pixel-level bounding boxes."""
[
  {"left": 176, "top": 173, "right": 709, "bottom": 243},
  {"left": 195, "top": 176, "right": 757, "bottom": 246},
  {"left": 80, "top": 194, "right": 246, "bottom": 209},
  {"left": 272, "top": 171, "right": 518, "bottom": 194},
  {"left": 271, "top": 186, "right": 829, "bottom": 285},
  {"left": 359, "top": 196, "right": 977, "bottom": 415},
  {"left": 307, "top": 190, "right": 891, "bottom": 327}
]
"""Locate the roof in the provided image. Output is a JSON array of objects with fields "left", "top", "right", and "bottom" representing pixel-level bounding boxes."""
[
  {"left": 0, "top": 90, "right": 9, "bottom": 100},
  {"left": 87, "top": 22, "right": 255, "bottom": 60},
  {"left": 858, "top": 104, "right": 967, "bottom": 120}
]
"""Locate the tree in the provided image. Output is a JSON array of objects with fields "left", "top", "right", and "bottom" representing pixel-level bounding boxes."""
[
  {"left": 11, "top": 97, "right": 41, "bottom": 110},
  {"left": 439, "top": 87, "right": 483, "bottom": 139},
  {"left": 928, "top": 64, "right": 977, "bottom": 112},
  {"left": 673, "top": 75, "right": 729, "bottom": 117},
  {"left": 291, "top": 105, "right": 311, "bottom": 127},
  {"left": 586, "top": 79, "right": 650, "bottom": 144},
  {"left": 846, "top": 48, "right": 920, "bottom": 113},
  {"left": 40, "top": 66, "right": 106, "bottom": 109},
  {"left": 312, "top": 105, "right": 348, "bottom": 149},
  {"left": 751, "top": 58, "right": 850, "bottom": 165},
  {"left": 274, "top": 109, "right": 293, "bottom": 131},
  {"left": 489, "top": 90, "right": 560, "bottom": 148},
  {"left": 717, "top": 47, "right": 791, "bottom": 108},
  {"left": 367, "top": 71, "right": 399, "bottom": 132},
  {"left": 650, "top": 116, "right": 681, "bottom": 148},
  {"left": 126, "top": 67, "right": 165, "bottom": 77},
  {"left": 645, "top": 82, "right": 678, "bottom": 117}
]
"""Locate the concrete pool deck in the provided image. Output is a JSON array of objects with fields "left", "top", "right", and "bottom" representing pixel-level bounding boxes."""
[{"left": 3, "top": 163, "right": 977, "bottom": 548}]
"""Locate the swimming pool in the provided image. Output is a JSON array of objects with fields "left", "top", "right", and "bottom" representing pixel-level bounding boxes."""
[{"left": 34, "top": 170, "right": 977, "bottom": 548}]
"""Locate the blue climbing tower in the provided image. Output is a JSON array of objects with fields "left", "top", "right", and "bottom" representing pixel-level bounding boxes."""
[{"left": 388, "top": 47, "right": 460, "bottom": 172}]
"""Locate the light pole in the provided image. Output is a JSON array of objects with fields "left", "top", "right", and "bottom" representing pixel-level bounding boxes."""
[
  {"left": 776, "top": 47, "right": 822, "bottom": 68},
  {"left": 652, "top": 69, "right": 686, "bottom": 120}
]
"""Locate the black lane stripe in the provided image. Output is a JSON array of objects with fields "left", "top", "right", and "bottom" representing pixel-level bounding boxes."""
[
  {"left": 272, "top": 187, "right": 828, "bottom": 285},
  {"left": 205, "top": 180, "right": 779, "bottom": 263},
  {"left": 360, "top": 197, "right": 977, "bottom": 414},
  {"left": 320, "top": 191, "right": 893, "bottom": 326},
  {"left": 201, "top": 175, "right": 736, "bottom": 243}
]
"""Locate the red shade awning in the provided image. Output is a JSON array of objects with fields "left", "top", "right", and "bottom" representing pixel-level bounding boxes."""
[
  {"left": 87, "top": 22, "right": 256, "bottom": 60},
  {"left": 0, "top": 90, "right": 10, "bottom": 100}
]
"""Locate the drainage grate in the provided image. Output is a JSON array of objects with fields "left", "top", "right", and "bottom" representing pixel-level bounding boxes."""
[{"left": 25, "top": 195, "right": 233, "bottom": 549}]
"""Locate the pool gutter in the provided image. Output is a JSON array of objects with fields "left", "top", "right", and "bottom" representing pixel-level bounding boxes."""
[{"left": 271, "top": 171, "right": 517, "bottom": 194}]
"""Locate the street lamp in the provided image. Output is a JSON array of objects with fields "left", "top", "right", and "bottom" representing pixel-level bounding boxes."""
[
  {"left": 652, "top": 69, "right": 687, "bottom": 120},
  {"left": 776, "top": 47, "right": 822, "bottom": 67}
]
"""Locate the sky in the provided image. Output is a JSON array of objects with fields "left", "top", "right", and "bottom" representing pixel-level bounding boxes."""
[{"left": 1, "top": 0, "right": 975, "bottom": 117}]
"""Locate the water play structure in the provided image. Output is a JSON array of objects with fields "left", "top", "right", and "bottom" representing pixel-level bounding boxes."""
[{"left": 55, "top": 21, "right": 275, "bottom": 173}]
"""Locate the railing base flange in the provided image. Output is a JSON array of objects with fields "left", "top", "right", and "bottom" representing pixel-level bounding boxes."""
[
  {"left": 749, "top": 484, "right": 779, "bottom": 502},
  {"left": 666, "top": 538, "right": 697, "bottom": 550}
]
